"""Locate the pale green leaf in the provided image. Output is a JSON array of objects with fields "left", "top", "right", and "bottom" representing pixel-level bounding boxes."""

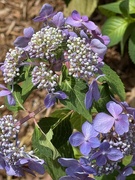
[
  {"left": 102, "top": 16, "right": 129, "bottom": 46},
  {"left": 64, "top": 0, "right": 98, "bottom": 17}
]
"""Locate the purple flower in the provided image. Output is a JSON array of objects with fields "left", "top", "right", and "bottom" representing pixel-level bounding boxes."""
[
  {"left": 0, "top": 84, "right": 15, "bottom": 105},
  {"left": 90, "top": 142, "right": 123, "bottom": 166},
  {"left": 14, "top": 27, "right": 34, "bottom": 48},
  {"left": 66, "top": 10, "right": 97, "bottom": 30},
  {"left": 44, "top": 91, "right": 67, "bottom": 108},
  {"left": 85, "top": 77, "right": 101, "bottom": 109},
  {"left": 33, "top": 3, "right": 55, "bottom": 22},
  {"left": 90, "top": 39, "right": 107, "bottom": 59},
  {"left": 58, "top": 157, "right": 96, "bottom": 179},
  {"left": 93, "top": 101, "right": 129, "bottom": 135},
  {"left": 50, "top": 12, "right": 65, "bottom": 28},
  {"left": 69, "top": 121, "right": 100, "bottom": 155},
  {"left": 0, "top": 154, "right": 45, "bottom": 177}
]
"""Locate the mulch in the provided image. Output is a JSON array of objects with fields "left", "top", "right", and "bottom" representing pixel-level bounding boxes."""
[{"left": 0, "top": 0, "right": 135, "bottom": 179}]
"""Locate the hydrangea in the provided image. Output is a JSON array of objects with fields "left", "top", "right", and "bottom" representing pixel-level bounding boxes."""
[
  {"left": 69, "top": 121, "right": 100, "bottom": 155},
  {"left": 93, "top": 101, "right": 129, "bottom": 135}
]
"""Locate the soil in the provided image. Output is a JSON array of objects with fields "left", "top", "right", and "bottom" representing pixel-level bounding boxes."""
[{"left": 0, "top": 0, "right": 135, "bottom": 179}]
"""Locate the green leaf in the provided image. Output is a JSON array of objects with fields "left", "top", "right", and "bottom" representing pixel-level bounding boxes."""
[
  {"left": 128, "top": 29, "right": 135, "bottom": 64},
  {"left": 60, "top": 77, "right": 91, "bottom": 120},
  {"left": 119, "top": 0, "right": 129, "bottom": 17},
  {"left": 120, "top": 23, "right": 135, "bottom": 55},
  {"left": 64, "top": 0, "right": 98, "bottom": 17},
  {"left": 122, "top": 155, "right": 132, "bottom": 166},
  {"left": 100, "top": 64, "right": 125, "bottom": 101},
  {"left": 21, "top": 76, "right": 34, "bottom": 96},
  {"left": 99, "top": 1, "right": 122, "bottom": 17},
  {"left": 94, "top": 83, "right": 112, "bottom": 113},
  {"left": 102, "top": 16, "right": 129, "bottom": 46},
  {"left": 129, "top": 0, "right": 135, "bottom": 14},
  {"left": 70, "top": 111, "right": 86, "bottom": 131},
  {"left": 32, "top": 126, "right": 65, "bottom": 180}
]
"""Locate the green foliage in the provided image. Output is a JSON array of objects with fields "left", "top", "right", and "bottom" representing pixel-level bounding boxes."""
[
  {"left": 59, "top": 66, "right": 92, "bottom": 120},
  {"left": 102, "top": 17, "right": 129, "bottom": 47},
  {"left": 64, "top": 0, "right": 99, "bottom": 17},
  {"left": 100, "top": 64, "right": 126, "bottom": 101},
  {"left": 32, "top": 126, "right": 66, "bottom": 180},
  {"left": 99, "top": 0, "right": 135, "bottom": 63}
]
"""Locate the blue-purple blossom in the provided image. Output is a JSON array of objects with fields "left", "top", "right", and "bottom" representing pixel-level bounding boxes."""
[
  {"left": 44, "top": 91, "right": 68, "bottom": 108},
  {"left": 90, "top": 39, "right": 107, "bottom": 59},
  {"left": 90, "top": 142, "right": 123, "bottom": 166},
  {"left": 66, "top": 10, "right": 97, "bottom": 30},
  {"left": 14, "top": 27, "right": 34, "bottom": 48},
  {"left": 33, "top": 3, "right": 55, "bottom": 22},
  {"left": 69, "top": 121, "right": 100, "bottom": 155},
  {"left": 50, "top": 12, "right": 65, "bottom": 28},
  {"left": 85, "top": 78, "right": 100, "bottom": 109},
  {"left": 93, "top": 101, "right": 129, "bottom": 135},
  {"left": 58, "top": 157, "right": 96, "bottom": 180},
  {"left": 0, "top": 84, "right": 15, "bottom": 105}
]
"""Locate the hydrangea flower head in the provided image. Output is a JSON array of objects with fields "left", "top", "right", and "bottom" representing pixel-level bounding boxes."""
[
  {"left": 69, "top": 121, "right": 100, "bottom": 155},
  {"left": 93, "top": 101, "right": 129, "bottom": 135}
]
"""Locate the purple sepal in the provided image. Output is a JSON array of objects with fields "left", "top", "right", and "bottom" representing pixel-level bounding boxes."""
[
  {"left": 14, "top": 27, "right": 34, "bottom": 48},
  {"left": 33, "top": 3, "right": 55, "bottom": 22},
  {"left": 85, "top": 79, "right": 100, "bottom": 109},
  {"left": 0, "top": 84, "right": 16, "bottom": 106},
  {"left": 51, "top": 12, "right": 65, "bottom": 27},
  {"left": 44, "top": 91, "right": 67, "bottom": 108},
  {"left": 90, "top": 39, "right": 107, "bottom": 59},
  {"left": 7, "top": 94, "right": 16, "bottom": 106}
]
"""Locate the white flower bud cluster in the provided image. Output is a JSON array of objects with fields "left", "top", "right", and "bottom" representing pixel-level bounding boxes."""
[
  {"left": 3, "top": 48, "right": 24, "bottom": 83},
  {"left": 66, "top": 36, "right": 100, "bottom": 80},
  {"left": 32, "top": 62, "right": 58, "bottom": 92},
  {"left": 28, "top": 26, "right": 64, "bottom": 59}
]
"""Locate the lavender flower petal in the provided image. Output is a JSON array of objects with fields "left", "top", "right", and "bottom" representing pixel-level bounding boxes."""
[
  {"left": 106, "top": 101, "right": 123, "bottom": 118},
  {"left": 93, "top": 113, "right": 114, "bottom": 133},
  {"left": 69, "top": 132, "right": 84, "bottom": 147},
  {"left": 107, "top": 148, "right": 123, "bottom": 161}
]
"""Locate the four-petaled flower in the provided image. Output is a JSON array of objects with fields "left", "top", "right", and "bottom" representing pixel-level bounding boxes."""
[
  {"left": 14, "top": 27, "right": 34, "bottom": 48},
  {"left": 93, "top": 101, "right": 129, "bottom": 135},
  {"left": 44, "top": 91, "right": 68, "bottom": 108},
  {"left": 58, "top": 157, "right": 96, "bottom": 180},
  {"left": 33, "top": 3, "right": 55, "bottom": 22},
  {"left": 66, "top": 10, "right": 97, "bottom": 30},
  {"left": 69, "top": 121, "right": 100, "bottom": 155},
  {"left": 90, "top": 142, "right": 123, "bottom": 166}
]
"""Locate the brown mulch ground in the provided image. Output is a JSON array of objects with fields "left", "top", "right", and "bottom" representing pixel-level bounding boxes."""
[{"left": 0, "top": 0, "right": 135, "bottom": 179}]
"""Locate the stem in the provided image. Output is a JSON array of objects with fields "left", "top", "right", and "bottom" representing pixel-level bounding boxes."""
[{"left": 16, "top": 105, "right": 46, "bottom": 126}]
